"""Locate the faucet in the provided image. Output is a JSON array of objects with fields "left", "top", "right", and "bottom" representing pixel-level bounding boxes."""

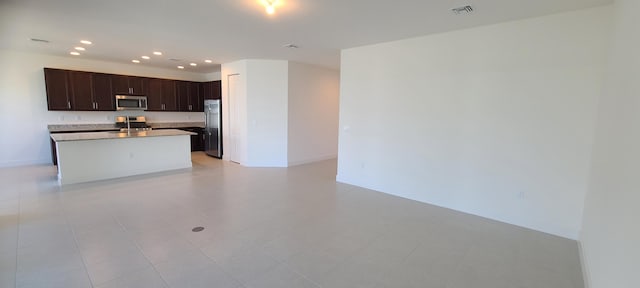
[{"left": 126, "top": 117, "right": 131, "bottom": 135}]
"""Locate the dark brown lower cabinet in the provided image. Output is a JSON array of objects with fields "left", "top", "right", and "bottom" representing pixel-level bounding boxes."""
[{"left": 180, "top": 127, "right": 205, "bottom": 151}]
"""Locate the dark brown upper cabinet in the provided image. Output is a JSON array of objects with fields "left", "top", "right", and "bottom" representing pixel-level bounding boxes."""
[
  {"left": 147, "top": 79, "right": 178, "bottom": 111},
  {"left": 68, "top": 71, "right": 94, "bottom": 110},
  {"left": 45, "top": 69, "right": 110, "bottom": 111},
  {"left": 177, "top": 81, "right": 203, "bottom": 112},
  {"left": 91, "top": 73, "right": 115, "bottom": 111},
  {"left": 44, "top": 68, "right": 71, "bottom": 110},
  {"left": 45, "top": 68, "right": 216, "bottom": 112},
  {"left": 190, "top": 82, "right": 203, "bottom": 112},
  {"left": 202, "top": 80, "right": 221, "bottom": 100},
  {"left": 111, "top": 75, "right": 147, "bottom": 95}
]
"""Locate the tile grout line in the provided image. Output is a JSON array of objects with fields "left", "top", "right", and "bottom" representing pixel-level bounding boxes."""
[
  {"left": 65, "top": 203, "right": 98, "bottom": 288},
  {"left": 112, "top": 214, "right": 173, "bottom": 288},
  {"left": 196, "top": 243, "right": 252, "bottom": 288}
]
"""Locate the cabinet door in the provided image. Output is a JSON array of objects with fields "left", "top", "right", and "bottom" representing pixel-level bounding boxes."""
[
  {"left": 212, "top": 80, "right": 221, "bottom": 100},
  {"left": 68, "top": 71, "right": 93, "bottom": 110},
  {"left": 202, "top": 81, "right": 222, "bottom": 100},
  {"left": 189, "top": 82, "right": 202, "bottom": 112},
  {"left": 202, "top": 81, "right": 213, "bottom": 100},
  {"left": 44, "top": 68, "right": 71, "bottom": 110},
  {"left": 92, "top": 73, "right": 114, "bottom": 111},
  {"left": 111, "top": 75, "right": 130, "bottom": 94},
  {"left": 129, "top": 77, "right": 148, "bottom": 95},
  {"left": 161, "top": 80, "right": 178, "bottom": 111},
  {"left": 196, "top": 128, "right": 205, "bottom": 151},
  {"left": 176, "top": 81, "right": 190, "bottom": 111},
  {"left": 147, "top": 78, "right": 163, "bottom": 111}
]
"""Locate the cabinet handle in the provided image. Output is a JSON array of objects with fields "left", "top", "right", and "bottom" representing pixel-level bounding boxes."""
[
  {"left": 67, "top": 101, "right": 71, "bottom": 109},
  {"left": 189, "top": 104, "right": 192, "bottom": 111},
  {"left": 162, "top": 104, "right": 165, "bottom": 110},
  {"left": 95, "top": 102, "right": 99, "bottom": 110}
]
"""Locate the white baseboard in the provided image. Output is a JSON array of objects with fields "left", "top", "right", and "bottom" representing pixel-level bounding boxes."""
[
  {"left": 288, "top": 154, "right": 337, "bottom": 167},
  {"left": 0, "top": 159, "right": 51, "bottom": 168}
]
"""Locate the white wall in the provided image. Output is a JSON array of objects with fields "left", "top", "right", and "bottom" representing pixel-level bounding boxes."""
[
  {"left": 0, "top": 49, "right": 220, "bottom": 167},
  {"left": 580, "top": 0, "right": 640, "bottom": 287},
  {"left": 288, "top": 62, "right": 340, "bottom": 166},
  {"left": 337, "top": 6, "right": 611, "bottom": 239},
  {"left": 245, "top": 60, "right": 289, "bottom": 167},
  {"left": 221, "top": 59, "right": 289, "bottom": 167}
]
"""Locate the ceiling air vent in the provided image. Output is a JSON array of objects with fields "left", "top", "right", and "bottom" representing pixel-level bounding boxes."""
[
  {"left": 451, "top": 5, "right": 474, "bottom": 15},
  {"left": 30, "top": 38, "right": 50, "bottom": 43}
]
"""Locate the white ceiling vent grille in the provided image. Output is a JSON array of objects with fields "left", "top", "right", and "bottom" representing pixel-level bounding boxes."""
[{"left": 451, "top": 5, "right": 474, "bottom": 15}]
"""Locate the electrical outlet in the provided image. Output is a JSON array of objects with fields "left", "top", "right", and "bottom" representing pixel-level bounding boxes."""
[{"left": 517, "top": 191, "right": 525, "bottom": 199}]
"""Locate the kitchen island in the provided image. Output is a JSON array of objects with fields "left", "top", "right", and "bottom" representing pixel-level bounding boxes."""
[{"left": 50, "top": 129, "right": 196, "bottom": 185}]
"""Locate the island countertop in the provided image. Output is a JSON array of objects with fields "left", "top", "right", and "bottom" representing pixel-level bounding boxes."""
[
  {"left": 48, "top": 122, "right": 205, "bottom": 132},
  {"left": 50, "top": 129, "right": 196, "bottom": 142}
]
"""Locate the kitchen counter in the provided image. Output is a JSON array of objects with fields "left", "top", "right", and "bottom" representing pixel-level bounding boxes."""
[
  {"left": 149, "top": 122, "right": 205, "bottom": 129},
  {"left": 50, "top": 129, "right": 195, "bottom": 142},
  {"left": 51, "top": 129, "right": 194, "bottom": 185},
  {"left": 48, "top": 121, "right": 205, "bottom": 132}
]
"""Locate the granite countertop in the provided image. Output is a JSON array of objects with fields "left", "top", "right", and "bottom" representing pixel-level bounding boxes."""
[
  {"left": 48, "top": 122, "right": 205, "bottom": 132},
  {"left": 50, "top": 129, "right": 196, "bottom": 142},
  {"left": 149, "top": 122, "right": 205, "bottom": 129}
]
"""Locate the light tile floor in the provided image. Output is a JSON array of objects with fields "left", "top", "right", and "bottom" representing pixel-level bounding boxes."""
[{"left": 0, "top": 152, "right": 584, "bottom": 288}]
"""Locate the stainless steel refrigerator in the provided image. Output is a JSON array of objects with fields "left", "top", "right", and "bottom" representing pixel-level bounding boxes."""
[{"left": 204, "top": 99, "right": 222, "bottom": 158}]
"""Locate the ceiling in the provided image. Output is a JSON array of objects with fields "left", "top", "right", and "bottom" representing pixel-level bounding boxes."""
[{"left": 0, "top": 0, "right": 612, "bottom": 74}]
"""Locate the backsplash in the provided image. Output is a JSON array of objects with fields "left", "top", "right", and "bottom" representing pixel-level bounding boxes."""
[{"left": 46, "top": 111, "right": 204, "bottom": 124}]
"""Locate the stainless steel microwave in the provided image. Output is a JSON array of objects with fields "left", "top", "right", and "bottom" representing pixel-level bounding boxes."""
[{"left": 115, "top": 95, "right": 147, "bottom": 111}]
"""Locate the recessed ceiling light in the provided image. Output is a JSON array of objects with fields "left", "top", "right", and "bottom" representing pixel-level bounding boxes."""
[
  {"left": 70, "top": 51, "right": 80, "bottom": 56},
  {"left": 153, "top": 51, "right": 162, "bottom": 56},
  {"left": 177, "top": 66, "right": 184, "bottom": 69},
  {"left": 141, "top": 56, "right": 150, "bottom": 60},
  {"left": 74, "top": 47, "right": 85, "bottom": 51},
  {"left": 132, "top": 59, "right": 140, "bottom": 63},
  {"left": 80, "top": 40, "right": 92, "bottom": 45},
  {"left": 204, "top": 59, "right": 212, "bottom": 63},
  {"left": 263, "top": 0, "right": 278, "bottom": 14},
  {"left": 190, "top": 63, "right": 197, "bottom": 66}
]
